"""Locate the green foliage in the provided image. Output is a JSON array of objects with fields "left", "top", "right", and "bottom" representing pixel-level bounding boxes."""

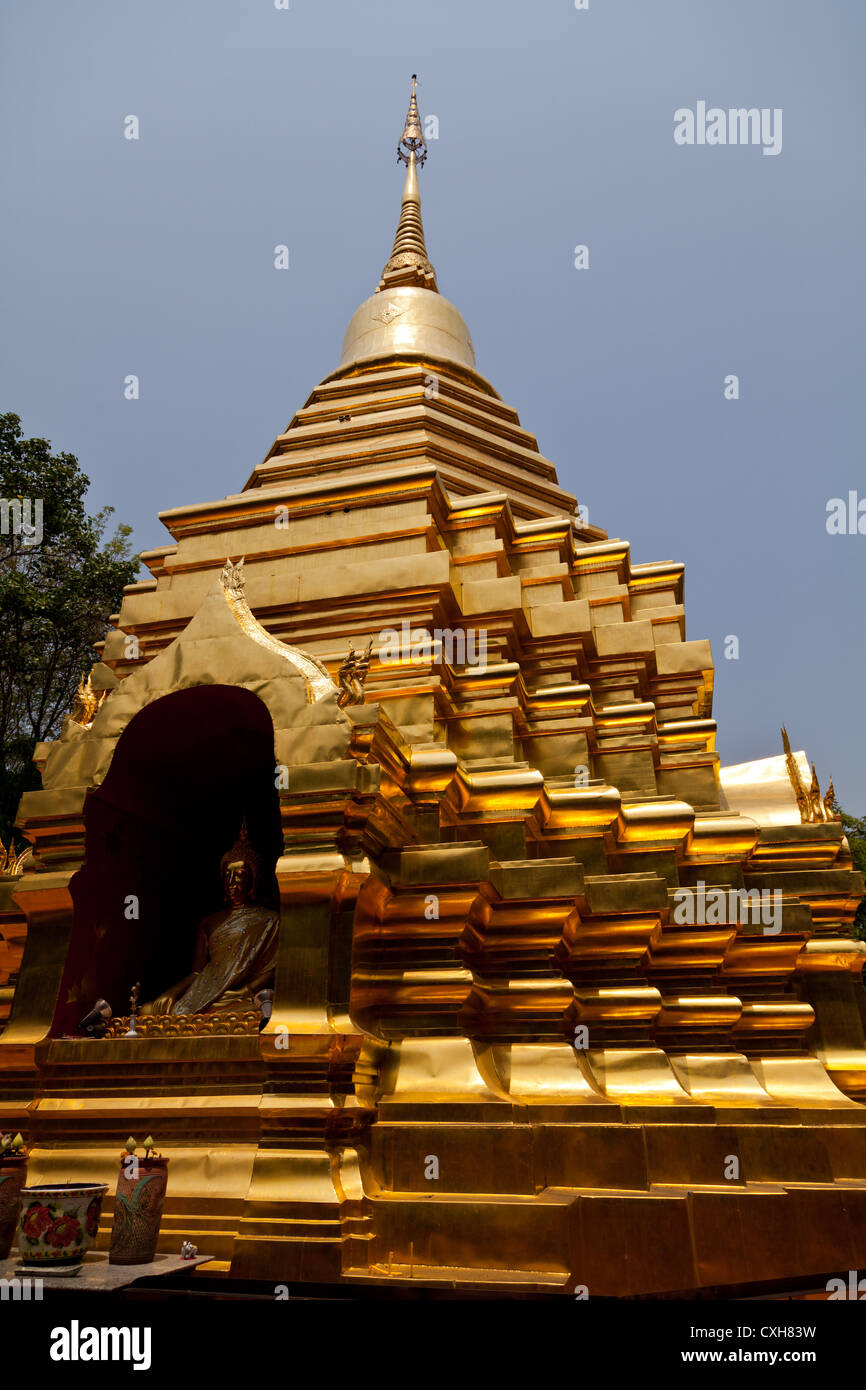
[
  {"left": 0, "top": 413, "right": 139, "bottom": 841},
  {"left": 839, "top": 809, "right": 866, "bottom": 941}
]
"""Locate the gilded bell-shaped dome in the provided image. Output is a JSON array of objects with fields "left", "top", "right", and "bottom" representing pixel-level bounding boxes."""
[{"left": 339, "top": 284, "right": 476, "bottom": 374}]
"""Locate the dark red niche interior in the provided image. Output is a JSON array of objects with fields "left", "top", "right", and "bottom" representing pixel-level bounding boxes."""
[{"left": 61, "top": 684, "right": 282, "bottom": 1035}]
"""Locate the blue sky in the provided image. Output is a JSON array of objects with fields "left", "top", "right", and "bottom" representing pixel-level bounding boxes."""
[{"left": 1, "top": 0, "right": 864, "bottom": 805}]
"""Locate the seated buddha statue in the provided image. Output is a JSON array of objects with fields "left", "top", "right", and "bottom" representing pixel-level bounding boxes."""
[{"left": 143, "top": 826, "right": 279, "bottom": 1016}]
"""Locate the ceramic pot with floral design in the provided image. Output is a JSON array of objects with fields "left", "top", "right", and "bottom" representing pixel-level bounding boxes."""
[
  {"left": 16, "top": 1182, "right": 108, "bottom": 1273},
  {"left": 0, "top": 1155, "right": 27, "bottom": 1260}
]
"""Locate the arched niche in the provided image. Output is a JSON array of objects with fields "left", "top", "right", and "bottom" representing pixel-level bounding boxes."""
[{"left": 59, "top": 685, "right": 282, "bottom": 1035}]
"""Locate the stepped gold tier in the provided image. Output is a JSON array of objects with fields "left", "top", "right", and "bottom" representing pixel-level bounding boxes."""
[{"left": 2, "top": 87, "right": 866, "bottom": 1296}]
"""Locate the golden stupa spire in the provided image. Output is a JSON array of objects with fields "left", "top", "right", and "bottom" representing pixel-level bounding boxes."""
[{"left": 377, "top": 75, "right": 438, "bottom": 294}]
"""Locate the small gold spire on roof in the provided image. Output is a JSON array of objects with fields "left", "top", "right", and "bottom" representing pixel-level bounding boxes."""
[{"left": 378, "top": 75, "right": 438, "bottom": 293}]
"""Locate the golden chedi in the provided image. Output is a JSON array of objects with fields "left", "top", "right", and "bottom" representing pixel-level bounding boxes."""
[{"left": 1, "top": 78, "right": 866, "bottom": 1297}]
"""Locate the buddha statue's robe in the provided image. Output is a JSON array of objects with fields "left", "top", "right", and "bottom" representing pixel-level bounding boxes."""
[{"left": 171, "top": 903, "right": 279, "bottom": 1015}]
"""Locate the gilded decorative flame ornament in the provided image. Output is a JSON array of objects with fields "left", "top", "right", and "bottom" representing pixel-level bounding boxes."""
[
  {"left": 781, "top": 725, "right": 837, "bottom": 823},
  {"left": 219, "top": 555, "right": 335, "bottom": 703},
  {"left": 70, "top": 668, "right": 109, "bottom": 728},
  {"left": 1, "top": 81, "right": 865, "bottom": 1301},
  {"left": 0, "top": 838, "right": 29, "bottom": 880},
  {"left": 336, "top": 638, "right": 373, "bottom": 708}
]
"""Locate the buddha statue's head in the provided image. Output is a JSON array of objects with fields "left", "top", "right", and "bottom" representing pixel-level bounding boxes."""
[
  {"left": 220, "top": 820, "right": 261, "bottom": 909},
  {"left": 223, "top": 859, "right": 253, "bottom": 908}
]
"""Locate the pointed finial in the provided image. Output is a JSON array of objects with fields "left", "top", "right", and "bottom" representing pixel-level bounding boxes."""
[
  {"left": 221, "top": 556, "right": 246, "bottom": 597},
  {"left": 781, "top": 726, "right": 810, "bottom": 824},
  {"left": 824, "top": 776, "right": 836, "bottom": 820},
  {"left": 398, "top": 73, "right": 427, "bottom": 167},
  {"left": 378, "top": 76, "right": 437, "bottom": 293}
]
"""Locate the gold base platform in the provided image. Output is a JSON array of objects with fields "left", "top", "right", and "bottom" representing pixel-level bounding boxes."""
[{"left": 4, "top": 1037, "right": 866, "bottom": 1297}]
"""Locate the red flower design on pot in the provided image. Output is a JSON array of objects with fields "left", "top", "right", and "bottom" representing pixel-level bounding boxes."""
[
  {"left": 45, "top": 1213, "right": 81, "bottom": 1249},
  {"left": 21, "top": 1202, "right": 54, "bottom": 1242}
]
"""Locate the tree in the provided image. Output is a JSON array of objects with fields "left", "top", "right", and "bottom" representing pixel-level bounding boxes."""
[
  {"left": 0, "top": 413, "right": 140, "bottom": 843},
  {"left": 838, "top": 809, "right": 866, "bottom": 941}
]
